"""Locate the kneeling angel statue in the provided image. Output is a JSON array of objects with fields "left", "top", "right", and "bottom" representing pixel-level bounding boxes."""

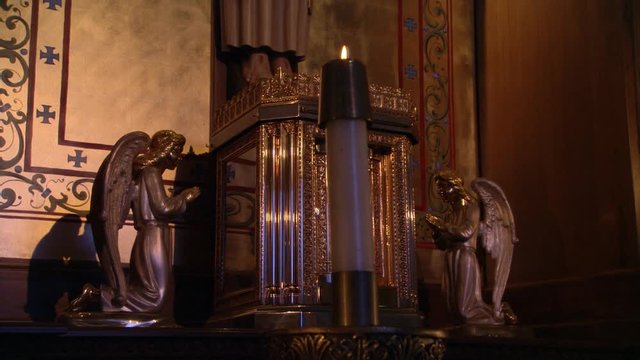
[
  {"left": 424, "top": 169, "right": 518, "bottom": 325},
  {"left": 62, "top": 130, "right": 200, "bottom": 326}
]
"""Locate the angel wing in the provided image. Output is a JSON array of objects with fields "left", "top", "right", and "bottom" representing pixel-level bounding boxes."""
[
  {"left": 471, "top": 178, "right": 519, "bottom": 317},
  {"left": 88, "top": 131, "right": 150, "bottom": 305}
]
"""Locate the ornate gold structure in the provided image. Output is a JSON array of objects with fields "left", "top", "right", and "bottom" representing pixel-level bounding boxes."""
[
  {"left": 210, "top": 71, "right": 419, "bottom": 327},
  {"left": 268, "top": 327, "right": 445, "bottom": 360}
]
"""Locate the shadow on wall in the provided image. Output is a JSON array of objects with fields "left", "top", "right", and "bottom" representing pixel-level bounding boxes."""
[
  {"left": 172, "top": 151, "right": 215, "bottom": 325},
  {"left": 24, "top": 214, "right": 102, "bottom": 322},
  {"left": 415, "top": 248, "right": 450, "bottom": 327}
]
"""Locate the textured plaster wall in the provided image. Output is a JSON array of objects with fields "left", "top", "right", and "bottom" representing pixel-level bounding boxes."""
[
  {"left": 299, "top": 0, "right": 398, "bottom": 87},
  {"left": 65, "top": 0, "right": 211, "bottom": 149}
]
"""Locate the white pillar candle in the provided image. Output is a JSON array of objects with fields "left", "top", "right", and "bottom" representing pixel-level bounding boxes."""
[
  {"left": 319, "top": 46, "right": 378, "bottom": 326},
  {"left": 325, "top": 118, "right": 374, "bottom": 272}
]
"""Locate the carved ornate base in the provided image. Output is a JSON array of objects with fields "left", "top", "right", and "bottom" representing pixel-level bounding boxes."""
[
  {"left": 58, "top": 312, "right": 175, "bottom": 328},
  {"left": 268, "top": 327, "right": 446, "bottom": 360}
]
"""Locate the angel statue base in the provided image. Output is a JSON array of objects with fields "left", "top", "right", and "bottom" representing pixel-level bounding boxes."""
[
  {"left": 58, "top": 130, "right": 200, "bottom": 327},
  {"left": 424, "top": 169, "right": 518, "bottom": 326}
]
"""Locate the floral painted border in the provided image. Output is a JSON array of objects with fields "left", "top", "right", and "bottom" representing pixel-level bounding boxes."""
[{"left": 400, "top": 0, "right": 455, "bottom": 246}]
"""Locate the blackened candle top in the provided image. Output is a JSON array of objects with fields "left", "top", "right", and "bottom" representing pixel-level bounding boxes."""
[{"left": 318, "top": 58, "right": 371, "bottom": 128}]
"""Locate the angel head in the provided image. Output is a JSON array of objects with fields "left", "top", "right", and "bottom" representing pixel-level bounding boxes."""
[
  {"left": 134, "top": 130, "right": 186, "bottom": 171},
  {"left": 434, "top": 168, "right": 470, "bottom": 204}
]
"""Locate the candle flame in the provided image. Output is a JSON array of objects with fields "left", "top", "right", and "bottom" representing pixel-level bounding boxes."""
[{"left": 340, "top": 45, "right": 349, "bottom": 60}]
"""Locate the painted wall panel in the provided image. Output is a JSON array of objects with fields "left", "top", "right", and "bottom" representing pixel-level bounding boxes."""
[{"left": 0, "top": 0, "right": 211, "bottom": 261}]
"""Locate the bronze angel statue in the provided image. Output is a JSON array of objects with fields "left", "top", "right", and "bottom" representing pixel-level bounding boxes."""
[
  {"left": 425, "top": 169, "right": 518, "bottom": 325},
  {"left": 63, "top": 130, "right": 200, "bottom": 324}
]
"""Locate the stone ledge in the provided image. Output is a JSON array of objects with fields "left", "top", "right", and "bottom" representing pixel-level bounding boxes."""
[{"left": 1, "top": 324, "right": 638, "bottom": 360}]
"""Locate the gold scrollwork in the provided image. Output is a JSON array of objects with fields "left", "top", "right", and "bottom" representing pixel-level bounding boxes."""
[
  {"left": 424, "top": 38, "right": 449, "bottom": 121},
  {"left": 425, "top": 0, "right": 447, "bottom": 31},
  {"left": 425, "top": 121, "right": 450, "bottom": 213},
  {"left": 423, "top": 0, "right": 452, "bottom": 217},
  {"left": 269, "top": 331, "right": 445, "bottom": 360}
]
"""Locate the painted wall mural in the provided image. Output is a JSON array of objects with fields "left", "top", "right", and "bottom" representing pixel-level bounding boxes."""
[
  {"left": 399, "top": 0, "right": 455, "bottom": 248},
  {"left": 0, "top": 0, "right": 211, "bottom": 260}
]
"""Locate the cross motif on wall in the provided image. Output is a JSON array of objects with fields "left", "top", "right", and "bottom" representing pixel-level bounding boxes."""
[
  {"left": 404, "top": 64, "right": 417, "bottom": 80},
  {"left": 40, "top": 46, "right": 60, "bottom": 65},
  {"left": 36, "top": 105, "right": 56, "bottom": 124},
  {"left": 404, "top": 17, "right": 417, "bottom": 32},
  {"left": 43, "top": 0, "right": 63, "bottom": 11},
  {"left": 67, "top": 150, "right": 87, "bottom": 168}
]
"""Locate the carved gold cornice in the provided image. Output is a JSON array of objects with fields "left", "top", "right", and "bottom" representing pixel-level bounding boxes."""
[{"left": 212, "top": 70, "right": 417, "bottom": 139}]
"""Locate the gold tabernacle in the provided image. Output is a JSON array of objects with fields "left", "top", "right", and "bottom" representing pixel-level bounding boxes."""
[{"left": 209, "top": 70, "right": 419, "bottom": 328}]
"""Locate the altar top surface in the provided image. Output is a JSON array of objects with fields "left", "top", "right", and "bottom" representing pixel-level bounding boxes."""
[{"left": 1, "top": 323, "right": 639, "bottom": 360}]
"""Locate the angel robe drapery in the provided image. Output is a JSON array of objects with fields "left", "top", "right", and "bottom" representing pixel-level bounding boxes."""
[
  {"left": 100, "top": 166, "right": 189, "bottom": 313},
  {"left": 441, "top": 196, "right": 498, "bottom": 324}
]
